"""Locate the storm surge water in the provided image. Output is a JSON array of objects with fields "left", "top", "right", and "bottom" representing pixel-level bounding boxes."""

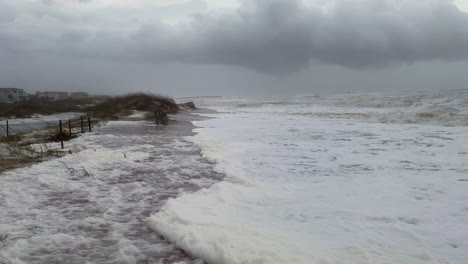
[{"left": 150, "top": 90, "right": 468, "bottom": 264}]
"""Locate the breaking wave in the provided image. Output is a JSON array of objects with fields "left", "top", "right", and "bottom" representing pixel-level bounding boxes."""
[{"left": 290, "top": 89, "right": 468, "bottom": 126}]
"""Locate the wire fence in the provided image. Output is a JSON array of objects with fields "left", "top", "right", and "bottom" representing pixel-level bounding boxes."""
[{"left": 1, "top": 116, "right": 93, "bottom": 149}]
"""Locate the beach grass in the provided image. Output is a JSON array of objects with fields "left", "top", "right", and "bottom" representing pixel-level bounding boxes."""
[
  {"left": 0, "top": 97, "right": 99, "bottom": 118},
  {"left": 88, "top": 93, "right": 179, "bottom": 123}
]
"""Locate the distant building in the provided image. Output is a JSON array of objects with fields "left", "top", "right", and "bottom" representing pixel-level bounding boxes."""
[
  {"left": 36, "top": 91, "right": 69, "bottom": 101},
  {"left": 0, "top": 88, "right": 28, "bottom": 103},
  {"left": 70, "top": 92, "right": 88, "bottom": 99}
]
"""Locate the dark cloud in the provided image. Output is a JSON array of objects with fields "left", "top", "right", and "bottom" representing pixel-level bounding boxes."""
[
  {"left": 125, "top": 0, "right": 468, "bottom": 73},
  {"left": 2, "top": 0, "right": 468, "bottom": 74},
  {"left": 1, "top": 0, "right": 468, "bottom": 96},
  {"left": 2, "top": 50, "right": 468, "bottom": 97}
]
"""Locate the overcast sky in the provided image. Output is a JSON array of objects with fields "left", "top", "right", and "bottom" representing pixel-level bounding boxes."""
[{"left": 1, "top": 0, "right": 468, "bottom": 96}]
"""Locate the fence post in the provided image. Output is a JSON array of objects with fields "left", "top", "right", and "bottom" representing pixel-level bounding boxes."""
[
  {"left": 6, "top": 120, "right": 9, "bottom": 137},
  {"left": 88, "top": 117, "right": 92, "bottom": 132},
  {"left": 59, "top": 120, "right": 64, "bottom": 149},
  {"left": 154, "top": 110, "right": 159, "bottom": 126},
  {"left": 81, "top": 116, "right": 84, "bottom": 133},
  {"left": 68, "top": 119, "right": 73, "bottom": 138}
]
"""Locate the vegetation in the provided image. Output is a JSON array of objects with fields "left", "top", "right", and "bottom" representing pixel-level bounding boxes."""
[
  {"left": 178, "top": 101, "right": 197, "bottom": 110},
  {"left": 0, "top": 93, "right": 181, "bottom": 123},
  {"left": 0, "top": 93, "right": 181, "bottom": 174},
  {"left": 49, "top": 129, "right": 78, "bottom": 142},
  {"left": 0, "top": 134, "right": 22, "bottom": 143},
  {"left": 0, "top": 138, "right": 64, "bottom": 174},
  {"left": 88, "top": 93, "right": 179, "bottom": 123},
  {"left": 0, "top": 97, "right": 99, "bottom": 118}
]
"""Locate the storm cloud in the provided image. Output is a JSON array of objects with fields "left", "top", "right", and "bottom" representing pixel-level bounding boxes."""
[
  {"left": 2, "top": 0, "right": 468, "bottom": 74},
  {"left": 179, "top": 0, "right": 468, "bottom": 73}
]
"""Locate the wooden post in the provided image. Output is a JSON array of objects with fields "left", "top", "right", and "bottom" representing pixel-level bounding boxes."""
[
  {"left": 68, "top": 120, "right": 72, "bottom": 137},
  {"left": 88, "top": 117, "right": 92, "bottom": 132},
  {"left": 81, "top": 116, "right": 84, "bottom": 133},
  {"left": 6, "top": 120, "right": 9, "bottom": 137},
  {"left": 154, "top": 110, "right": 159, "bottom": 126},
  {"left": 59, "top": 120, "right": 64, "bottom": 149}
]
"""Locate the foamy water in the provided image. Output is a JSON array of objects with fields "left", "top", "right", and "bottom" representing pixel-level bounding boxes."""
[
  {"left": 0, "top": 115, "right": 220, "bottom": 264},
  {"left": 151, "top": 91, "right": 468, "bottom": 264}
]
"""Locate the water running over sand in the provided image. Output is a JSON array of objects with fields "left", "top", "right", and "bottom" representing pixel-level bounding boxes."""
[{"left": 0, "top": 113, "right": 222, "bottom": 263}]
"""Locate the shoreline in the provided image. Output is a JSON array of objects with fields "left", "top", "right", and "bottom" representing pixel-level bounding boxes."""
[
  {"left": 148, "top": 97, "right": 468, "bottom": 264},
  {"left": 0, "top": 110, "right": 224, "bottom": 263}
]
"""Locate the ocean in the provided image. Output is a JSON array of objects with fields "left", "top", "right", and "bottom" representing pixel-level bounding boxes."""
[
  {"left": 1, "top": 90, "right": 467, "bottom": 264},
  {"left": 150, "top": 90, "right": 468, "bottom": 264}
]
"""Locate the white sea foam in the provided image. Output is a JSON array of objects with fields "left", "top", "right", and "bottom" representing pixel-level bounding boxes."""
[
  {"left": 150, "top": 91, "right": 468, "bottom": 264},
  {"left": 0, "top": 119, "right": 220, "bottom": 263},
  {"left": 190, "top": 90, "right": 468, "bottom": 127}
]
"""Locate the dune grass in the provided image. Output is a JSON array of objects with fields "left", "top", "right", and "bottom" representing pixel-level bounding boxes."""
[
  {"left": 88, "top": 93, "right": 179, "bottom": 123},
  {"left": 0, "top": 93, "right": 180, "bottom": 175},
  {"left": 0, "top": 94, "right": 179, "bottom": 122},
  {"left": 0, "top": 98, "right": 98, "bottom": 118}
]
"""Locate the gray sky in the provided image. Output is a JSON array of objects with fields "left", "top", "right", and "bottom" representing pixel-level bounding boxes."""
[{"left": 1, "top": 0, "right": 468, "bottom": 96}]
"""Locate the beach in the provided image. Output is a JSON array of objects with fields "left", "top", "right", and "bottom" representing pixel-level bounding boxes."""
[
  {"left": 0, "top": 112, "right": 221, "bottom": 263},
  {"left": 1, "top": 90, "right": 468, "bottom": 264}
]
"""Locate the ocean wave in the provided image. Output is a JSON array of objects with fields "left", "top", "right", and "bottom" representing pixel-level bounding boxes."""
[
  {"left": 292, "top": 111, "right": 468, "bottom": 126},
  {"left": 289, "top": 90, "right": 468, "bottom": 126}
]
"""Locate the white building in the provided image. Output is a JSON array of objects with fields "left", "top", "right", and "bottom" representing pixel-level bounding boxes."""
[
  {"left": 0, "top": 88, "right": 28, "bottom": 103},
  {"left": 36, "top": 91, "right": 69, "bottom": 101}
]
